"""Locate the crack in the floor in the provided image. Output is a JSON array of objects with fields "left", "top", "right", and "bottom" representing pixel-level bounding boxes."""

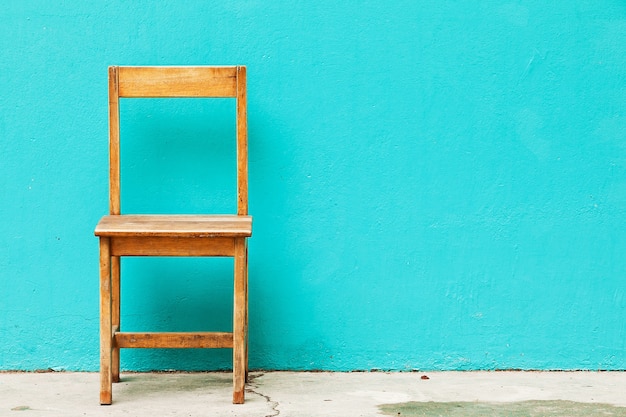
[{"left": 247, "top": 373, "right": 280, "bottom": 417}]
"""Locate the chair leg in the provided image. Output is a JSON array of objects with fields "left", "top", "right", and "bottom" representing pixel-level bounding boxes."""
[
  {"left": 111, "top": 256, "right": 121, "bottom": 383},
  {"left": 99, "top": 238, "right": 112, "bottom": 405},
  {"left": 233, "top": 238, "right": 247, "bottom": 404},
  {"left": 244, "top": 242, "right": 249, "bottom": 383}
]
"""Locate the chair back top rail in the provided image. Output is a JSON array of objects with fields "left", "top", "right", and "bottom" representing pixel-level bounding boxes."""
[{"left": 118, "top": 66, "right": 238, "bottom": 98}]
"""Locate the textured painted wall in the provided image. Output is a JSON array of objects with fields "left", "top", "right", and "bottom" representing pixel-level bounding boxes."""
[{"left": 1, "top": 1, "right": 625, "bottom": 371}]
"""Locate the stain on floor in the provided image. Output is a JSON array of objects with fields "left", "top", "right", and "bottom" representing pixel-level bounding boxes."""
[
  {"left": 10, "top": 405, "right": 32, "bottom": 411},
  {"left": 379, "top": 400, "right": 626, "bottom": 416}
]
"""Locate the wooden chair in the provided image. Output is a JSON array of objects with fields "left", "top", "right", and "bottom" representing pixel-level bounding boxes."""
[{"left": 95, "top": 66, "right": 251, "bottom": 405}]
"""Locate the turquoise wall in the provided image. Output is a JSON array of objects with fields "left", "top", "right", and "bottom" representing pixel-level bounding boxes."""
[{"left": 2, "top": 1, "right": 625, "bottom": 371}]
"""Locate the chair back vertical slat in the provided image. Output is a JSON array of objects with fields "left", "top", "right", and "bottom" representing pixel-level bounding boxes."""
[
  {"left": 236, "top": 66, "right": 248, "bottom": 215},
  {"left": 108, "top": 66, "right": 121, "bottom": 215}
]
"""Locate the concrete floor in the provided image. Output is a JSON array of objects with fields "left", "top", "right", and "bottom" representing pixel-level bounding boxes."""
[{"left": 1, "top": 371, "right": 625, "bottom": 416}]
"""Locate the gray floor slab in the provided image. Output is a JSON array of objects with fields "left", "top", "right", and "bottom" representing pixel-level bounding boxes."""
[{"left": 1, "top": 371, "right": 625, "bottom": 417}]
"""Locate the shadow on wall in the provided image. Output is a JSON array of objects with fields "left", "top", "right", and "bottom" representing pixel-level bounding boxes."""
[{"left": 115, "top": 97, "right": 245, "bottom": 370}]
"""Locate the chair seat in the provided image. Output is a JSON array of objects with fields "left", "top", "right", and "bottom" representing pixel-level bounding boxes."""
[{"left": 95, "top": 215, "right": 252, "bottom": 238}]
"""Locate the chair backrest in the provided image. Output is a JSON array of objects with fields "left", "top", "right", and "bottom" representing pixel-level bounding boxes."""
[{"left": 107, "top": 66, "right": 248, "bottom": 215}]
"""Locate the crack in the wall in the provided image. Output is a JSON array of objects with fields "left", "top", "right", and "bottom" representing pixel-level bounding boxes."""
[{"left": 247, "top": 373, "right": 280, "bottom": 417}]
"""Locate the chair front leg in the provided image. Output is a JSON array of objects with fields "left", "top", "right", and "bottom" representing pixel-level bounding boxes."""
[
  {"left": 233, "top": 238, "right": 247, "bottom": 404},
  {"left": 99, "top": 237, "right": 113, "bottom": 405}
]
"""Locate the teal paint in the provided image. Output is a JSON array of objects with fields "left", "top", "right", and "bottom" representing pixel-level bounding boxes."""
[{"left": 1, "top": 1, "right": 625, "bottom": 371}]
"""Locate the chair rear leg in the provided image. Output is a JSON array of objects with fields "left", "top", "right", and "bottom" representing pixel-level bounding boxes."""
[
  {"left": 244, "top": 243, "right": 249, "bottom": 383},
  {"left": 111, "top": 256, "right": 121, "bottom": 383}
]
